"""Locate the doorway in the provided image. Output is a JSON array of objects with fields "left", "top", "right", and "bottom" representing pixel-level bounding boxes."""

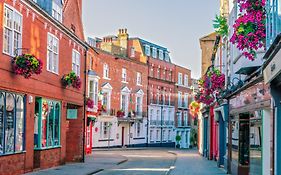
[{"left": 121, "top": 127, "right": 125, "bottom": 146}]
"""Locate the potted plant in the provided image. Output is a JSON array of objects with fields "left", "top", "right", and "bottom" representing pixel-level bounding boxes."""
[
  {"left": 86, "top": 98, "right": 94, "bottom": 109},
  {"left": 175, "top": 135, "right": 181, "bottom": 148},
  {"left": 117, "top": 110, "right": 125, "bottom": 117},
  {"left": 61, "top": 71, "right": 81, "bottom": 89},
  {"left": 12, "top": 53, "right": 43, "bottom": 78}
]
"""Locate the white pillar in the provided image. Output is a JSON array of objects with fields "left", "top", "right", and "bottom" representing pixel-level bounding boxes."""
[
  {"left": 187, "top": 130, "right": 191, "bottom": 148},
  {"left": 262, "top": 109, "right": 271, "bottom": 175}
]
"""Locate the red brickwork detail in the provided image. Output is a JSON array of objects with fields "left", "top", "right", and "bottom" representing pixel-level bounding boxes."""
[{"left": 0, "top": 153, "right": 25, "bottom": 175}]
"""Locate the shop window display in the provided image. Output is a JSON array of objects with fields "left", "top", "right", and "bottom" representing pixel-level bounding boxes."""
[{"left": 0, "top": 91, "right": 25, "bottom": 155}]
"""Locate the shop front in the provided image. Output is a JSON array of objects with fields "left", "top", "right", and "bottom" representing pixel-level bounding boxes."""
[
  {"left": 228, "top": 81, "right": 272, "bottom": 175},
  {"left": 263, "top": 34, "right": 281, "bottom": 175}
]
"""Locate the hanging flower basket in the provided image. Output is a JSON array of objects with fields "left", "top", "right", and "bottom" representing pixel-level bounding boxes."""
[
  {"left": 213, "top": 14, "right": 228, "bottom": 38},
  {"left": 189, "top": 101, "right": 200, "bottom": 118},
  {"left": 230, "top": 0, "right": 266, "bottom": 61},
  {"left": 61, "top": 71, "right": 81, "bottom": 89},
  {"left": 86, "top": 98, "right": 94, "bottom": 109},
  {"left": 12, "top": 53, "right": 43, "bottom": 79}
]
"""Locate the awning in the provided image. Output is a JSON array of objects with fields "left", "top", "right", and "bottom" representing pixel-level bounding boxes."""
[
  {"left": 87, "top": 115, "right": 96, "bottom": 121},
  {"left": 235, "top": 66, "right": 260, "bottom": 75}
]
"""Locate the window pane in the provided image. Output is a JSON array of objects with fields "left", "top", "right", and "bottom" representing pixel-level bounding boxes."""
[
  {"left": 4, "top": 28, "right": 12, "bottom": 54},
  {"left": 4, "top": 7, "right": 13, "bottom": 28},
  {"left": 47, "top": 102, "right": 54, "bottom": 147},
  {"left": 5, "top": 93, "right": 15, "bottom": 153},
  {"left": 41, "top": 100, "right": 48, "bottom": 147},
  {"left": 13, "top": 12, "right": 22, "bottom": 32},
  {"left": 15, "top": 96, "right": 24, "bottom": 152},
  {"left": 0, "top": 93, "right": 4, "bottom": 154},
  {"left": 54, "top": 103, "right": 60, "bottom": 146}
]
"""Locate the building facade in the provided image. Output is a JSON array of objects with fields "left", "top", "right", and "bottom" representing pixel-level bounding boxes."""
[
  {"left": 0, "top": 0, "right": 87, "bottom": 174},
  {"left": 174, "top": 65, "right": 192, "bottom": 148},
  {"left": 86, "top": 29, "right": 148, "bottom": 148}
]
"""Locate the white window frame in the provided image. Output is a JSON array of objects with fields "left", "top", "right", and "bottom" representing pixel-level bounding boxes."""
[
  {"left": 152, "top": 47, "right": 157, "bottom": 58},
  {"left": 156, "top": 130, "right": 160, "bottom": 141},
  {"left": 135, "top": 95, "right": 143, "bottom": 114},
  {"left": 47, "top": 33, "right": 59, "bottom": 74},
  {"left": 135, "top": 123, "right": 141, "bottom": 137},
  {"left": 145, "top": 45, "right": 151, "bottom": 56},
  {"left": 184, "top": 93, "right": 188, "bottom": 108},
  {"left": 101, "top": 86, "right": 112, "bottom": 112},
  {"left": 178, "top": 112, "right": 182, "bottom": 127},
  {"left": 178, "top": 91, "right": 182, "bottom": 107},
  {"left": 159, "top": 50, "right": 164, "bottom": 60},
  {"left": 100, "top": 122, "right": 112, "bottom": 139},
  {"left": 184, "top": 74, "right": 189, "bottom": 87},
  {"left": 3, "top": 4, "right": 22, "bottom": 56},
  {"left": 88, "top": 77, "right": 99, "bottom": 110},
  {"left": 136, "top": 72, "right": 142, "bottom": 85},
  {"left": 184, "top": 112, "right": 188, "bottom": 126},
  {"left": 168, "top": 130, "right": 171, "bottom": 141},
  {"left": 103, "top": 63, "right": 109, "bottom": 79},
  {"left": 150, "top": 130, "right": 153, "bottom": 141},
  {"left": 122, "top": 68, "right": 127, "bottom": 82},
  {"left": 178, "top": 73, "right": 183, "bottom": 85},
  {"left": 52, "top": 1, "right": 62, "bottom": 22},
  {"left": 72, "top": 49, "right": 80, "bottom": 76},
  {"left": 120, "top": 87, "right": 130, "bottom": 117},
  {"left": 130, "top": 47, "right": 135, "bottom": 58}
]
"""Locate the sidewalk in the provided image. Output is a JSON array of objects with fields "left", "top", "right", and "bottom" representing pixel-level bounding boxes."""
[
  {"left": 25, "top": 152, "right": 128, "bottom": 175},
  {"left": 168, "top": 149, "right": 226, "bottom": 175}
]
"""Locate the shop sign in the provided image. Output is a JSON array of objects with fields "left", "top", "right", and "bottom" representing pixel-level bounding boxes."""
[
  {"left": 264, "top": 48, "right": 281, "bottom": 84},
  {"left": 67, "top": 109, "right": 77, "bottom": 119}
]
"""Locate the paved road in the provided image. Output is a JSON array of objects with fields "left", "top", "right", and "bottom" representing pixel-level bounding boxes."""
[{"left": 94, "top": 149, "right": 176, "bottom": 175}]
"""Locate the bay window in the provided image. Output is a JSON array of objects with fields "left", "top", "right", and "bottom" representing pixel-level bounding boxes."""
[
  {"left": 3, "top": 5, "right": 22, "bottom": 56},
  {"left": 0, "top": 91, "right": 25, "bottom": 155}
]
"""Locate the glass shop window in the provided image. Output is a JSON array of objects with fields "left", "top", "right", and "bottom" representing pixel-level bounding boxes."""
[
  {"left": 0, "top": 91, "right": 25, "bottom": 155},
  {"left": 34, "top": 98, "right": 61, "bottom": 149}
]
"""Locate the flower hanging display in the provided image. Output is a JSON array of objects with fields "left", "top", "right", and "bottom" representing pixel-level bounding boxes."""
[
  {"left": 86, "top": 98, "right": 94, "bottom": 109},
  {"left": 230, "top": 0, "right": 266, "bottom": 61},
  {"left": 189, "top": 101, "right": 200, "bottom": 118},
  {"left": 195, "top": 68, "right": 225, "bottom": 105},
  {"left": 61, "top": 71, "right": 81, "bottom": 89},
  {"left": 12, "top": 54, "right": 43, "bottom": 79}
]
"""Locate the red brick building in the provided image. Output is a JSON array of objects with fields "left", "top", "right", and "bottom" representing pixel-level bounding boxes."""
[
  {"left": 0, "top": 0, "right": 87, "bottom": 174},
  {"left": 86, "top": 30, "right": 148, "bottom": 148},
  {"left": 174, "top": 64, "right": 192, "bottom": 148}
]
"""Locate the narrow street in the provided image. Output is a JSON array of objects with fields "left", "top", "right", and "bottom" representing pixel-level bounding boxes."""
[{"left": 26, "top": 148, "right": 226, "bottom": 175}]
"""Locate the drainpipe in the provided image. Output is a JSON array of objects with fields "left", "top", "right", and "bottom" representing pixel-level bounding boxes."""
[{"left": 82, "top": 49, "right": 88, "bottom": 162}]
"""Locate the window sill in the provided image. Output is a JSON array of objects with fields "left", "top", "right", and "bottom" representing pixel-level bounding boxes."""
[
  {"left": 98, "top": 139, "right": 114, "bottom": 142},
  {"left": 2, "top": 51, "right": 14, "bottom": 58},
  {"left": 121, "top": 81, "right": 128, "bottom": 84},
  {"left": 47, "top": 70, "right": 59, "bottom": 76},
  {"left": 137, "top": 84, "right": 142, "bottom": 87},
  {"left": 103, "top": 77, "right": 111, "bottom": 80},
  {"left": 0, "top": 151, "right": 26, "bottom": 157},
  {"left": 133, "top": 137, "right": 145, "bottom": 140},
  {"left": 34, "top": 145, "right": 61, "bottom": 151}
]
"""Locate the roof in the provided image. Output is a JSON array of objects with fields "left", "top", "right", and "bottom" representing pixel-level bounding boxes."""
[
  {"left": 130, "top": 37, "right": 168, "bottom": 51},
  {"left": 235, "top": 66, "right": 261, "bottom": 75}
]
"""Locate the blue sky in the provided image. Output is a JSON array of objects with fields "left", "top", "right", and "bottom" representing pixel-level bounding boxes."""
[{"left": 82, "top": 0, "right": 219, "bottom": 78}]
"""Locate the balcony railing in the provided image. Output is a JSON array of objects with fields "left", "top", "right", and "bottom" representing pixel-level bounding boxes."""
[
  {"left": 101, "top": 108, "right": 116, "bottom": 116},
  {"left": 149, "top": 99, "right": 175, "bottom": 106}
]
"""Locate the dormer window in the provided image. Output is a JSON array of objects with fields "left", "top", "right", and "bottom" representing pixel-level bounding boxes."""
[
  {"left": 152, "top": 47, "right": 157, "bottom": 58},
  {"left": 145, "top": 45, "right": 151, "bottom": 56},
  {"left": 52, "top": 0, "right": 62, "bottom": 22},
  {"left": 164, "top": 51, "right": 170, "bottom": 62},
  {"left": 159, "top": 50, "right": 164, "bottom": 60}
]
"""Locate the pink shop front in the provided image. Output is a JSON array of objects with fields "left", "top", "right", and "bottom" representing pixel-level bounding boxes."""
[{"left": 227, "top": 79, "right": 273, "bottom": 175}]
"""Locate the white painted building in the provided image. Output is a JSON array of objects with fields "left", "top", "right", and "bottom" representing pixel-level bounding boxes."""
[{"left": 147, "top": 104, "right": 175, "bottom": 146}]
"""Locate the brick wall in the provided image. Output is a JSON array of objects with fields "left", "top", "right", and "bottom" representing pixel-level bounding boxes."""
[
  {"left": 34, "top": 148, "right": 61, "bottom": 169},
  {"left": 0, "top": 153, "right": 25, "bottom": 175},
  {"left": 92, "top": 49, "right": 148, "bottom": 113}
]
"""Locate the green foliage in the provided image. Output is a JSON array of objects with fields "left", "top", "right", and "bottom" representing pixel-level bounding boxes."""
[
  {"left": 213, "top": 15, "right": 228, "bottom": 37},
  {"left": 175, "top": 135, "right": 181, "bottom": 142}
]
